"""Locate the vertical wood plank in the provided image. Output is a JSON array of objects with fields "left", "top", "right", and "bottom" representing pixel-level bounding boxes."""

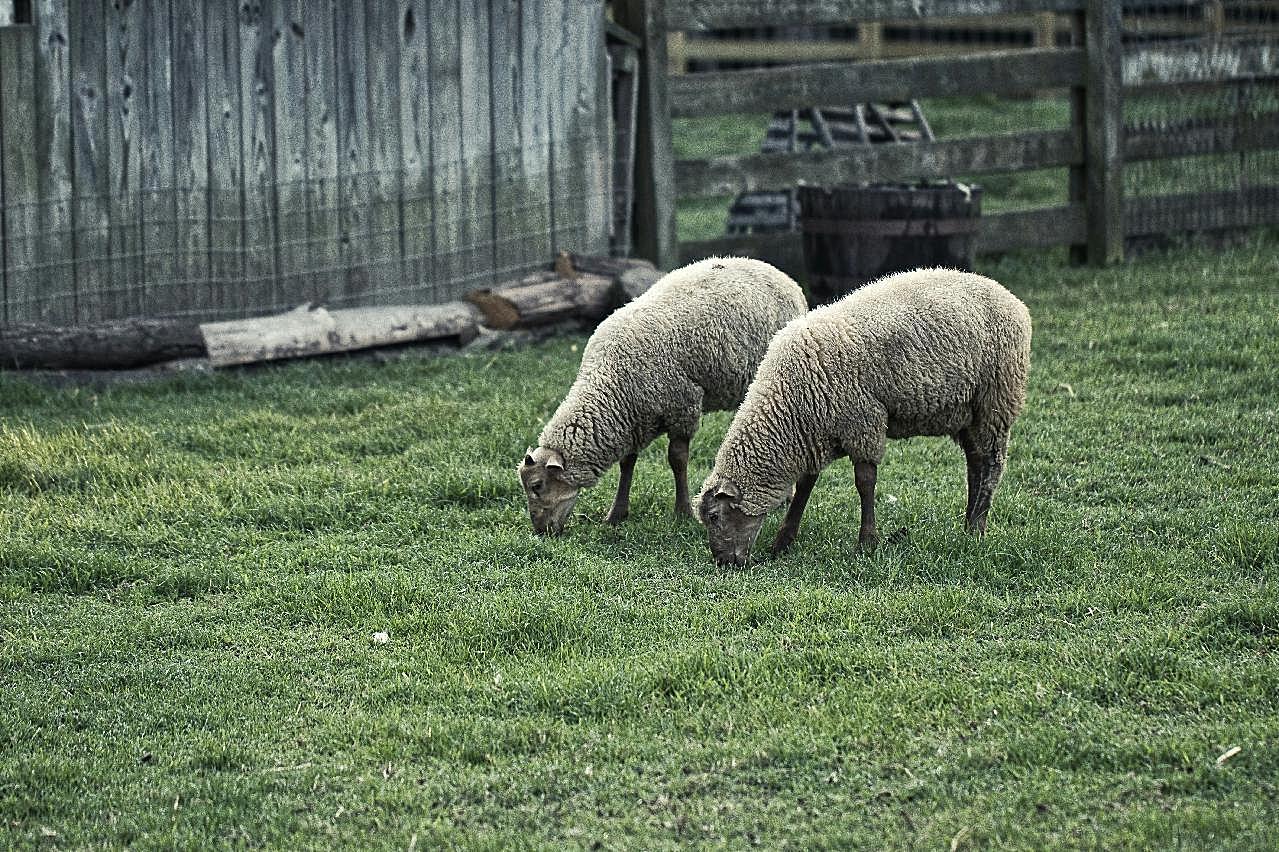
[
  {"left": 428, "top": 0, "right": 463, "bottom": 299},
  {"left": 204, "top": 0, "right": 243, "bottom": 317},
  {"left": 239, "top": 0, "right": 278, "bottom": 314},
  {"left": 171, "top": 0, "right": 209, "bottom": 317},
  {"left": 544, "top": 0, "right": 571, "bottom": 255},
  {"left": 613, "top": 0, "right": 677, "bottom": 269},
  {"left": 1085, "top": 0, "right": 1123, "bottom": 265},
  {"left": 459, "top": 0, "right": 493, "bottom": 289},
  {"left": 0, "top": 27, "right": 39, "bottom": 322},
  {"left": 69, "top": 0, "right": 111, "bottom": 323},
  {"left": 272, "top": 0, "right": 310, "bottom": 306},
  {"left": 397, "top": 0, "right": 433, "bottom": 299},
  {"left": 105, "top": 0, "right": 144, "bottom": 318},
  {"left": 516, "top": 0, "right": 552, "bottom": 271},
  {"left": 583, "top": 0, "right": 611, "bottom": 255},
  {"left": 140, "top": 0, "right": 176, "bottom": 315},
  {"left": 304, "top": 0, "right": 339, "bottom": 306},
  {"left": 489, "top": 0, "right": 519, "bottom": 278},
  {"left": 334, "top": 1, "right": 372, "bottom": 305},
  {"left": 364, "top": 0, "right": 404, "bottom": 301},
  {"left": 34, "top": 0, "right": 75, "bottom": 322},
  {"left": 1067, "top": 10, "right": 1086, "bottom": 265}
]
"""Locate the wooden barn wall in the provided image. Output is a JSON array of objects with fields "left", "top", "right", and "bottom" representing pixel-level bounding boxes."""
[{"left": 0, "top": 0, "right": 611, "bottom": 325}]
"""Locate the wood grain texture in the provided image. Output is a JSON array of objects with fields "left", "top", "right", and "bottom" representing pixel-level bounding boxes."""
[
  {"left": 139, "top": 0, "right": 176, "bottom": 315},
  {"left": 272, "top": 0, "right": 311, "bottom": 306},
  {"left": 69, "top": 0, "right": 112, "bottom": 323},
  {"left": 676, "top": 129, "right": 1080, "bottom": 197},
  {"left": 459, "top": 0, "right": 494, "bottom": 289},
  {"left": 34, "top": 0, "right": 75, "bottom": 322},
  {"left": 428, "top": 0, "right": 463, "bottom": 298},
  {"left": 204, "top": 0, "right": 244, "bottom": 317},
  {"left": 364, "top": 0, "right": 405, "bottom": 300},
  {"left": 667, "top": 0, "right": 1085, "bottom": 31},
  {"left": 238, "top": 0, "right": 278, "bottom": 313},
  {"left": 1084, "top": 0, "right": 1122, "bottom": 265},
  {"left": 335, "top": 0, "right": 372, "bottom": 304},
  {"left": 0, "top": 27, "right": 39, "bottom": 322},
  {"left": 512, "top": 0, "right": 553, "bottom": 273},
  {"left": 670, "top": 48, "right": 1085, "bottom": 117},
  {"left": 171, "top": 0, "right": 210, "bottom": 316},
  {"left": 304, "top": 0, "right": 340, "bottom": 307},
  {"left": 397, "top": 0, "right": 431, "bottom": 299},
  {"left": 105, "top": 0, "right": 144, "bottom": 318},
  {"left": 489, "top": 0, "right": 521, "bottom": 277}
]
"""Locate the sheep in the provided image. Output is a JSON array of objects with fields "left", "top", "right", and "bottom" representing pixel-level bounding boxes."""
[
  {"left": 697, "top": 267, "right": 1031, "bottom": 565},
  {"left": 519, "top": 257, "right": 808, "bottom": 535}
]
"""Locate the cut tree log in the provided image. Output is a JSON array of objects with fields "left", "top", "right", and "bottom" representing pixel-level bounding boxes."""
[
  {"left": 466, "top": 272, "right": 618, "bottom": 330},
  {"left": 0, "top": 318, "right": 204, "bottom": 369},
  {"left": 200, "top": 301, "right": 480, "bottom": 367}
]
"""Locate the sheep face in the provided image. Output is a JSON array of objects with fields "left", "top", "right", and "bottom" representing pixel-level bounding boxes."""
[
  {"left": 519, "top": 447, "right": 580, "bottom": 535},
  {"left": 698, "top": 478, "right": 767, "bottom": 566}
]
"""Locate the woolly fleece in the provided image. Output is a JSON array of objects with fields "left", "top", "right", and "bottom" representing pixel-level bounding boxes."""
[
  {"left": 538, "top": 257, "right": 807, "bottom": 488},
  {"left": 701, "top": 267, "right": 1032, "bottom": 516}
]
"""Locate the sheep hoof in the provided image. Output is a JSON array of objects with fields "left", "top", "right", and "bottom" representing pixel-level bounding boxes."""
[
  {"left": 604, "top": 510, "right": 629, "bottom": 526},
  {"left": 674, "top": 502, "right": 696, "bottom": 519}
]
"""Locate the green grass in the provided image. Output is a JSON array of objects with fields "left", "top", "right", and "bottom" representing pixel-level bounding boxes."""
[{"left": 3, "top": 235, "right": 1279, "bottom": 848}]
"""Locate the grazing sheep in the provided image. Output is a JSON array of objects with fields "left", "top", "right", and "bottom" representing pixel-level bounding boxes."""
[
  {"left": 520, "top": 257, "right": 807, "bottom": 535},
  {"left": 698, "top": 268, "right": 1031, "bottom": 565}
]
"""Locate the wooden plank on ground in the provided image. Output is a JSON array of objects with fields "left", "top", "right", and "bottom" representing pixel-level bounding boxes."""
[
  {"left": 429, "top": 0, "right": 464, "bottom": 298},
  {"left": 676, "top": 129, "right": 1080, "bottom": 197},
  {"left": 335, "top": 1, "right": 372, "bottom": 305},
  {"left": 305, "top": 0, "right": 340, "bottom": 306},
  {"left": 199, "top": 300, "right": 480, "bottom": 366},
  {"left": 667, "top": 0, "right": 1086, "bottom": 30},
  {"left": 204, "top": 0, "right": 243, "bottom": 318},
  {"left": 69, "top": 0, "right": 112, "bottom": 324},
  {"left": 364, "top": 0, "right": 405, "bottom": 301},
  {"left": 396, "top": 0, "right": 432, "bottom": 300},
  {"left": 272, "top": 1, "right": 310, "bottom": 307},
  {"left": 1, "top": 26, "right": 40, "bottom": 323},
  {"left": 171, "top": 0, "right": 210, "bottom": 318},
  {"left": 34, "top": 0, "right": 75, "bottom": 323},
  {"left": 459, "top": 0, "right": 494, "bottom": 289},
  {"left": 670, "top": 48, "right": 1085, "bottom": 117},
  {"left": 238, "top": 0, "right": 278, "bottom": 315},
  {"left": 105, "top": 0, "right": 144, "bottom": 318},
  {"left": 140, "top": 0, "right": 177, "bottom": 315}
]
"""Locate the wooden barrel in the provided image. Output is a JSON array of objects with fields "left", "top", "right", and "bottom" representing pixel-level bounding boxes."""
[{"left": 798, "top": 181, "right": 982, "bottom": 305}]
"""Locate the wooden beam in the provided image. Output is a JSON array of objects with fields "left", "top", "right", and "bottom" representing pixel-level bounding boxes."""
[
  {"left": 1125, "top": 186, "right": 1279, "bottom": 237},
  {"left": 613, "top": 0, "right": 678, "bottom": 270},
  {"left": 670, "top": 48, "right": 1085, "bottom": 117},
  {"left": 1084, "top": 0, "right": 1123, "bottom": 265},
  {"left": 676, "top": 129, "right": 1080, "bottom": 198},
  {"left": 1125, "top": 111, "right": 1279, "bottom": 162},
  {"left": 667, "top": 0, "right": 1086, "bottom": 31},
  {"left": 1123, "top": 41, "right": 1279, "bottom": 87}
]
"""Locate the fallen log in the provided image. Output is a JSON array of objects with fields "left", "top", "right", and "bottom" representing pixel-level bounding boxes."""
[
  {"left": 200, "top": 301, "right": 479, "bottom": 367},
  {"left": 466, "top": 272, "right": 618, "bottom": 330},
  {"left": 0, "top": 318, "right": 204, "bottom": 369}
]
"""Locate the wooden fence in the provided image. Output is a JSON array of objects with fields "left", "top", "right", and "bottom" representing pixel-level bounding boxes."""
[
  {"left": 0, "top": 0, "right": 611, "bottom": 326},
  {"left": 615, "top": 0, "right": 1279, "bottom": 275}
]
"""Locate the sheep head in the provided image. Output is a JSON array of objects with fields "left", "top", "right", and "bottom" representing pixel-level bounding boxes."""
[
  {"left": 697, "top": 476, "right": 768, "bottom": 566},
  {"left": 519, "top": 446, "right": 580, "bottom": 535}
]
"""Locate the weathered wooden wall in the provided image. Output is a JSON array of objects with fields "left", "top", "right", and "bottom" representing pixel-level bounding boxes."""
[{"left": 0, "top": 0, "right": 611, "bottom": 326}]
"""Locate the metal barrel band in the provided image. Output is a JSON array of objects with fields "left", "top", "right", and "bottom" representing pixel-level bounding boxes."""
[{"left": 800, "top": 217, "right": 981, "bottom": 237}]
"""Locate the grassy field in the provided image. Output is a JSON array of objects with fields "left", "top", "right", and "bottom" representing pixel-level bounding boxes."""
[{"left": 2, "top": 233, "right": 1278, "bottom": 848}]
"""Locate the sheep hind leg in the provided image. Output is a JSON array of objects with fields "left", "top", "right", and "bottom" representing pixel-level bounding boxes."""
[
  {"left": 967, "top": 436, "right": 1009, "bottom": 535},
  {"left": 954, "top": 430, "right": 982, "bottom": 528},
  {"left": 605, "top": 452, "right": 638, "bottom": 525},
  {"left": 668, "top": 435, "right": 694, "bottom": 518},
  {"left": 771, "top": 472, "right": 819, "bottom": 556},
  {"left": 854, "top": 460, "right": 879, "bottom": 548}
]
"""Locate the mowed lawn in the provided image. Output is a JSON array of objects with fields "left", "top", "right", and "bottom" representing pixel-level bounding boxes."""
[{"left": 2, "top": 236, "right": 1278, "bottom": 849}]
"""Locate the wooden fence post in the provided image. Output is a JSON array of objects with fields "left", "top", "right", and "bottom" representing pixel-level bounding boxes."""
[
  {"left": 1084, "top": 0, "right": 1123, "bottom": 265},
  {"left": 614, "top": 0, "right": 677, "bottom": 271}
]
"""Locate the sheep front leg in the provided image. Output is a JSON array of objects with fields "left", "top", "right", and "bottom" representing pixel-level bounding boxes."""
[
  {"left": 605, "top": 452, "right": 638, "bottom": 525},
  {"left": 967, "top": 439, "right": 1008, "bottom": 535},
  {"left": 854, "top": 459, "right": 878, "bottom": 547},
  {"left": 668, "top": 435, "right": 694, "bottom": 517},
  {"left": 771, "top": 472, "right": 819, "bottom": 556}
]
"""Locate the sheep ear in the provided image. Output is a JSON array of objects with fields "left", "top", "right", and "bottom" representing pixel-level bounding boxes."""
[
  {"left": 544, "top": 450, "right": 565, "bottom": 472},
  {"left": 715, "top": 480, "right": 740, "bottom": 500},
  {"left": 522, "top": 448, "right": 536, "bottom": 467}
]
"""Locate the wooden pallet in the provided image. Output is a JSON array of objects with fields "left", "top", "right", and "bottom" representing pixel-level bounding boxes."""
[{"left": 725, "top": 102, "right": 935, "bottom": 235}]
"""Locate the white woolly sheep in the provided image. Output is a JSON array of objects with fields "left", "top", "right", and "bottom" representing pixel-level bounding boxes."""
[
  {"left": 520, "top": 257, "right": 808, "bottom": 535},
  {"left": 697, "top": 267, "right": 1031, "bottom": 565}
]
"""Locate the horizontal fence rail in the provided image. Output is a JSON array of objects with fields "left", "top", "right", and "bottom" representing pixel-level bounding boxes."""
[{"left": 666, "top": 0, "right": 1087, "bottom": 31}]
